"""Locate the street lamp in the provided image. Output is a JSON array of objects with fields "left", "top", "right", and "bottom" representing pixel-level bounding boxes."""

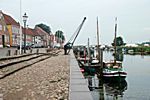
[{"left": 23, "top": 13, "right": 28, "bottom": 53}]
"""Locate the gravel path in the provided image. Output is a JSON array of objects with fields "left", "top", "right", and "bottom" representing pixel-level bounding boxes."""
[{"left": 0, "top": 49, "right": 70, "bottom": 100}]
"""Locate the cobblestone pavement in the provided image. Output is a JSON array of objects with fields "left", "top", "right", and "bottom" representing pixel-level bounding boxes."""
[{"left": 0, "top": 49, "right": 69, "bottom": 100}]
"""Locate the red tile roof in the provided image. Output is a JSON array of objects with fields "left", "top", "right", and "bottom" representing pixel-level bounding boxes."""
[
  {"left": 26, "top": 28, "right": 35, "bottom": 36},
  {"left": 35, "top": 26, "right": 49, "bottom": 36},
  {"left": 3, "top": 13, "right": 20, "bottom": 26},
  {"left": 22, "top": 27, "right": 36, "bottom": 36}
]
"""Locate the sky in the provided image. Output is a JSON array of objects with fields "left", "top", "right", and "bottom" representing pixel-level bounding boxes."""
[{"left": 0, "top": 0, "right": 150, "bottom": 45}]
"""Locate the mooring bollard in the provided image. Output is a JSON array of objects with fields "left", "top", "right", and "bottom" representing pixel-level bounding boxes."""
[
  {"left": 30, "top": 49, "right": 32, "bottom": 53},
  {"left": 14, "top": 50, "right": 18, "bottom": 55},
  {"left": 7, "top": 50, "right": 11, "bottom": 56},
  {"left": 21, "top": 49, "right": 23, "bottom": 55},
  {"left": 36, "top": 49, "right": 39, "bottom": 55},
  {"left": 46, "top": 49, "right": 48, "bottom": 53},
  {"left": 46, "top": 48, "right": 51, "bottom": 53}
]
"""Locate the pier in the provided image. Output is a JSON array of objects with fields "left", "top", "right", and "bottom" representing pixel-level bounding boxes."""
[{"left": 69, "top": 50, "right": 93, "bottom": 100}]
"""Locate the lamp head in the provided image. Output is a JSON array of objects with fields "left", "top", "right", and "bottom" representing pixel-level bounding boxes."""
[{"left": 23, "top": 13, "right": 28, "bottom": 23}]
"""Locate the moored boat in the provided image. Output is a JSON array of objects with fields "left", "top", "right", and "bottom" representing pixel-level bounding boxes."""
[
  {"left": 103, "top": 17, "right": 127, "bottom": 81},
  {"left": 103, "top": 60, "right": 127, "bottom": 81}
]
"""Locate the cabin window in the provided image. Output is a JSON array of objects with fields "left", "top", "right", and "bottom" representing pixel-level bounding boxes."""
[{"left": 106, "top": 64, "right": 113, "bottom": 68}]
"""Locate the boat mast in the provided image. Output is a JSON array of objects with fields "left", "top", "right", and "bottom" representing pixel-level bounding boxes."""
[
  {"left": 114, "top": 17, "right": 117, "bottom": 65},
  {"left": 87, "top": 38, "right": 90, "bottom": 66},
  {"left": 97, "top": 17, "right": 103, "bottom": 78},
  {"left": 96, "top": 17, "right": 100, "bottom": 62}
]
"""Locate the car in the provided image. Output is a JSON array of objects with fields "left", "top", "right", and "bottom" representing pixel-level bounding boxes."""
[
  {"left": 0, "top": 44, "right": 10, "bottom": 48},
  {"left": 0, "top": 45, "right": 3, "bottom": 48},
  {"left": 17, "top": 44, "right": 31, "bottom": 50},
  {"left": 6, "top": 44, "right": 10, "bottom": 48},
  {"left": 31, "top": 44, "right": 42, "bottom": 48}
]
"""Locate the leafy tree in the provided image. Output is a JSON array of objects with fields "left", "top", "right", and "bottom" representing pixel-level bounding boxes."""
[
  {"left": 36, "top": 23, "right": 51, "bottom": 34},
  {"left": 112, "top": 36, "right": 125, "bottom": 46},
  {"left": 55, "top": 30, "right": 65, "bottom": 43}
]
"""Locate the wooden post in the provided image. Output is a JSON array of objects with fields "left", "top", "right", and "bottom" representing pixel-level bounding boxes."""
[
  {"left": 21, "top": 49, "right": 23, "bottom": 54},
  {"left": 87, "top": 38, "right": 90, "bottom": 65},
  {"left": 30, "top": 49, "right": 32, "bottom": 53},
  {"left": 14, "top": 50, "right": 18, "bottom": 55},
  {"left": 99, "top": 79, "right": 104, "bottom": 100},
  {"left": 98, "top": 49, "right": 104, "bottom": 99},
  {"left": 100, "top": 49, "right": 103, "bottom": 78},
  {"left": 36, "top": 49, "right": 39, "bottom": 55},
  {"left": 84, "top": 48, "right": 86, "bottom": 64},
  {"left": 7, "top": 50, "right": 11, "bottom": 56}
]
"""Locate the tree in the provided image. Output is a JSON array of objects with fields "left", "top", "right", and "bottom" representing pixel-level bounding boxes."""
[
  {"left": 36, "top": 23, "right": 51, "bottom": 34},
  {"left": 55, "top": 30, "right": 65, "bottom": 43},
  {"left": 112, "top": 36, "right": 125, "bottom": 46}
]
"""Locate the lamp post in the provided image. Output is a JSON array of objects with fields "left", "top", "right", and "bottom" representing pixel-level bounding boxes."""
[
  {"left": 23, "top": 13, "right": 28, "bottom": 53},
  {"left": 19, "top": 0, "right": 22, "bottom": 54}
]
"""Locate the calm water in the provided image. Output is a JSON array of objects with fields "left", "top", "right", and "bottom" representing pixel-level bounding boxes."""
[{"left": 91, "top": 51, "right": 150, "bottom": 100}]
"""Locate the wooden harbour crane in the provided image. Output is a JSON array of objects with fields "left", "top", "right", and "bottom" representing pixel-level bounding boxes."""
[{"left": 64, "top": 17, "right": 86, "bottom": 55}]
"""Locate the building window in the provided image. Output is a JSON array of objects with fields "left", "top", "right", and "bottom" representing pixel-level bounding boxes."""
[
  {"left": 12, "top": 26, "right": 19, "bottom": 34},
  {"left": 3, "top": 26, "right": 6, "bottom": 31}
]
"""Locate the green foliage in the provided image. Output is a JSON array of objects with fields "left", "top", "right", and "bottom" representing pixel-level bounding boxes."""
[
  {"left": 123, "top": 46, "right": 150, "bottom": 54},
  {"left": 55, "top": 30, "right": 65, "bottom": 43},
  {"left": 116, "top": 53, "right": 124, "bottom": 61},
  {"left": 112, "top": 36, "right": 125, "bottom": 46},
  {"left": 36, "top": 23, "right": 51, "bottom": 34}
]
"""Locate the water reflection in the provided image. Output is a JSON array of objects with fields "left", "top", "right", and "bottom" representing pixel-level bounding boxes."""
[
  {"left": 103, "top": 51, "right": 150, "bottom": 99},
  {"left": 87, "top": 76, "right": 127, "bottom": 100},
  {"left": 104, "top": 80, "right": 127, "bottom": 99},
  {"left": 99, "top": 79, "right": 104, "bottom": 100}
]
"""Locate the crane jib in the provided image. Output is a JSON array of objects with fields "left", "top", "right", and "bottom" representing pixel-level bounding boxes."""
[{"left": 64, "top": 17, "right": 86, "bottom": 55}]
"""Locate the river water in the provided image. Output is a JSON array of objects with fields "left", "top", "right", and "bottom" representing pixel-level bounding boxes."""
[{"left": 91, "top": 51, "right": 150, "bottom": 100}]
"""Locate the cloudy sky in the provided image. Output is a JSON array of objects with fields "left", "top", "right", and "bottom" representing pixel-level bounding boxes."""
[{"left": 0, "top": 0, "right": 150, "bottom": 45}]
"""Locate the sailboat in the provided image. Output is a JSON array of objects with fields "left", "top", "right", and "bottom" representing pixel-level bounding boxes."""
[
  {"left": 76, "top": 38, "right": 98, "bottom": 76},
  {"left": 103, "top": 18, "right": 127, "bottom": 81}
]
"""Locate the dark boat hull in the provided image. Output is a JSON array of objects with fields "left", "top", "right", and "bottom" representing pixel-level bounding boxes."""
[{"left": 103, "top": 75, "right": 126, "bottom": 82}]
